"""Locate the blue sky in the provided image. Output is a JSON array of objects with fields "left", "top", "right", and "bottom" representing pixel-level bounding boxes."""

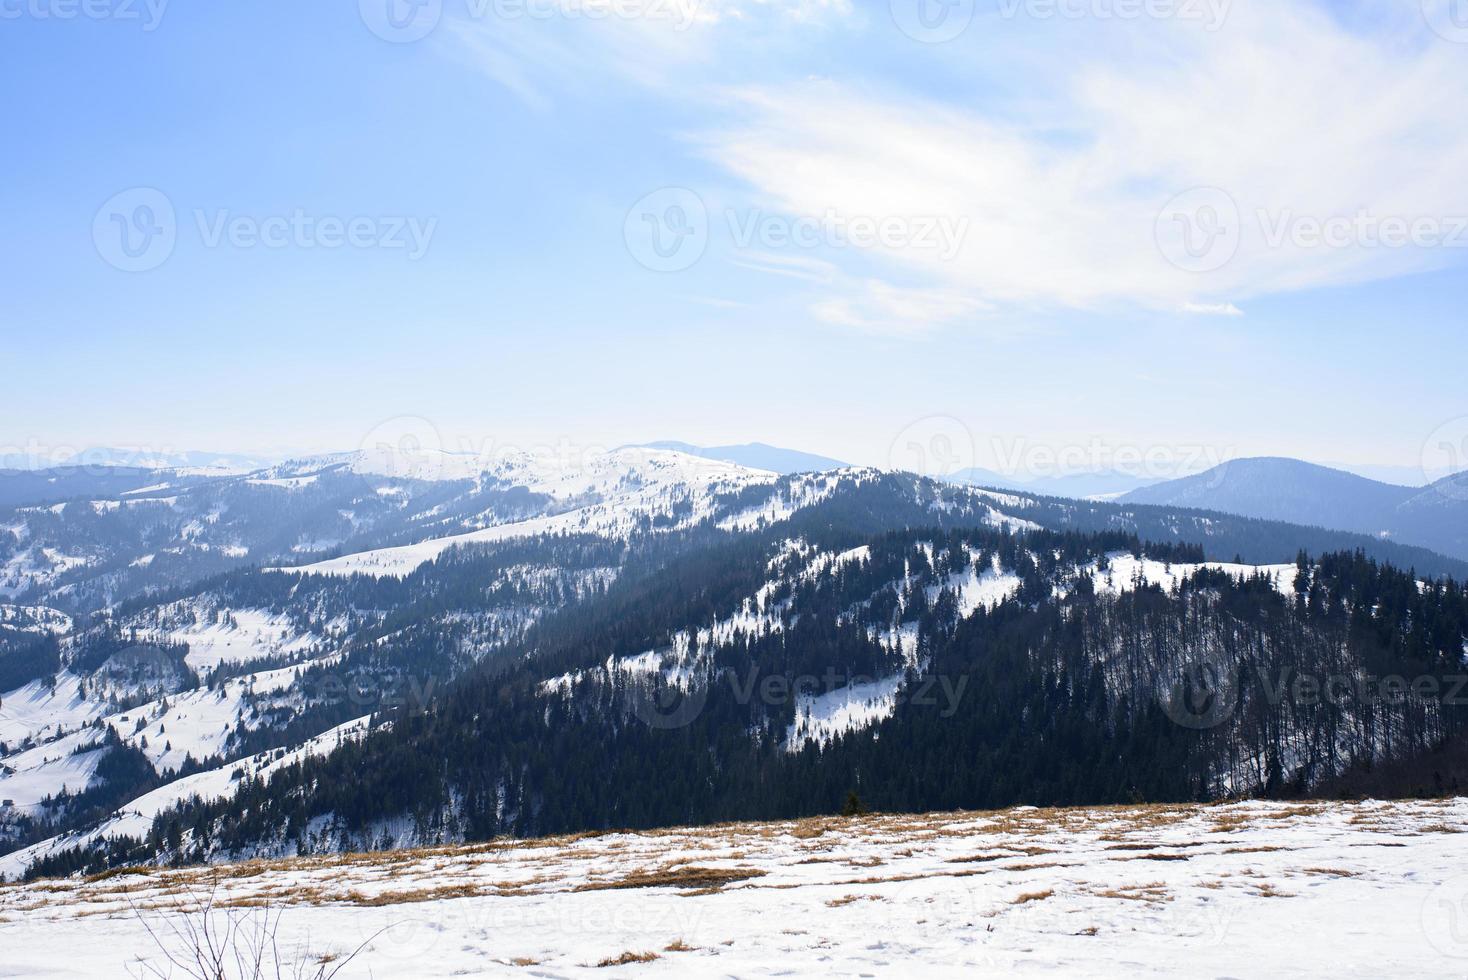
[{"left": 3, "top": 0, "right": 1466, "bottom": 481}]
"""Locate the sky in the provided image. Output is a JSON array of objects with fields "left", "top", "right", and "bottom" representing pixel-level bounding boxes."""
[{"left": 2, "top": 0, "right": 1466, "bottom": 483}]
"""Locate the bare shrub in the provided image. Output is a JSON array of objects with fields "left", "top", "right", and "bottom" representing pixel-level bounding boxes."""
[{"left": 126, "top": 883, "right": 379, "bottom": 980}]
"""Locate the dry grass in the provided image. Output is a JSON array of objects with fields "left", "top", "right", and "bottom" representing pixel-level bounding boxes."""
[
  {"left": 947, "top": 853, "right": 1014, "bottom": 865},
  {"left": 575, "top": 866, "right": 768, "bottom": 893},
  {"left": 1090, "top": 881, "right": 1172, "bottom": 903},
  {"left": 664, "top": 938, "right": 698, "bottom": 952},
  {"left": 595, "top": 950, "right": 660, "bottom": 967},
  {"left": 790, "top": 824, "right": 829, "bottom": 840},
  {"left": 1011, "top": 889, "right": 1054, "bottom": 905},
  {"left": 1113, "top": 852, "right": 1192, "bottom": 862},
  {"left": 1004, "top": 861, "right": 1070, "bottom": 872}
]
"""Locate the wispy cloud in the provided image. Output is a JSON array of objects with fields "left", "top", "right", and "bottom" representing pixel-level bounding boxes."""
[{"left": 448, "top": 0, "right": 1468, "bottom": 324}]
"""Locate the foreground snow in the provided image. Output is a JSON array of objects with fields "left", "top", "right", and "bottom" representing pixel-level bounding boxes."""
[{"left": 3, "top": 797, "right": 1466, "bottom": 977}]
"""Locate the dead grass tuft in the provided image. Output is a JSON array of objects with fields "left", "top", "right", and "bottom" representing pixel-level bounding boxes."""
[
  {"left": 595, "top": 950, "right": 660, "bottom": 967},
  {"left": 576, "top": 866, "right": 768, "bottom": 893},
  {"left": 1011, "top": 889, "right": 1055, "bottom": 905}
]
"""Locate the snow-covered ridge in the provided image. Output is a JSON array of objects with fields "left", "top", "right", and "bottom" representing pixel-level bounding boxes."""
[
  {"left": 0, "top": 603, "right": 73, "bottom": 635},
  {"left": 273, "top": 447, "right": 780, "bottom": 579},
  {"left": 1085, "top": 553, "right": 1300, "bottom": 598},
  {"left": 0, "top": 715, "right": 373, "bottom": 882}
]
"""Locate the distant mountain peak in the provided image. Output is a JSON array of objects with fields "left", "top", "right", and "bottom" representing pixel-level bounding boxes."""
[
  {"left": 631, "top": 441, "right": 849, "bottom": 475},
  {"left": 1120, "top": 456, "right": 1468, "bottom": 563}
]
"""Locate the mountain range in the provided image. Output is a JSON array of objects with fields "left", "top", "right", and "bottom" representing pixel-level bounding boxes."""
[
  {"left": 1121, "top": 457, "right": 1468, "bottom": 562},
  {"left": 1, "top": 442, "right": 1467, "bottom": 882}
]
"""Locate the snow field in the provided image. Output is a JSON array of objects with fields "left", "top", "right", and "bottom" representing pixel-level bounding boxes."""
[{"left": 1, "top": 797, "right": 1465, "bottom": 977}]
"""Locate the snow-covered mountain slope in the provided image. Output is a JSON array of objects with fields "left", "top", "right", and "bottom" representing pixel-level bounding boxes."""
[
  {"left": 5, "top": 449, "right": 1468, "bottom": 884},
  {"left": 0, "top": 447, "right": 777, "bottom": 611},
  {"left": 271, "top": 448, "right": 781, "bottom": 579},
  {"left": 5, "top": 797, "right": 1465, "bottom": 978},
  {"left": 4, "top": 446, "right": 1464, "bottom": 618},
  {"left": 636, "top": 440, "right": 849, "bottom": 474},
  {"left": 0, "top": 714, "right": 373, "bottom": 881}
]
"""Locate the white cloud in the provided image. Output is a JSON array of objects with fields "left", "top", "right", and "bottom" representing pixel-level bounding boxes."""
[
  {"left": 697, "top": 2, "right": 1468, "bottom": 313},
  {"left": 810, "top": 278, "right": 991, "bottom": 335},
  {"left": 445, "top": 0, "right": 854, "bottom": 106},
  {"left": 448, "top": 0, "right": 1468, "bottom": 320}
]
